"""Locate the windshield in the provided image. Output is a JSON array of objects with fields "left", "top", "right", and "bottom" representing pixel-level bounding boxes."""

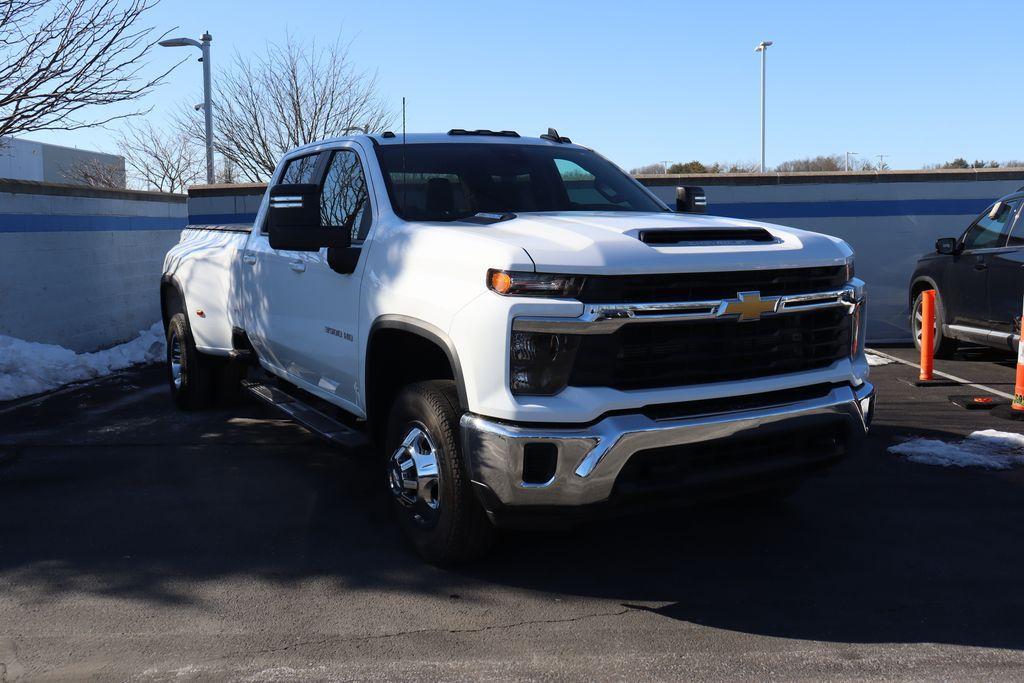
[{"left": 374, "top": 143, "right": 668, "bottom": 221}]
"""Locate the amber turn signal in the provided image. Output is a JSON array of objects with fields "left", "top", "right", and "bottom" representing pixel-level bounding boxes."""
[{"left": 490, "top": 270, "right": 513, "bottom": 294}]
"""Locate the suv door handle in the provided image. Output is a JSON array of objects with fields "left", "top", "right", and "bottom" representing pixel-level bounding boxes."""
[
  {"left": 288, "top": 260, "right": 306, "bottom": 273},
  {"left": 974, "top": 260, "right": 988, "bottom": 271},
  {"left": 242, "top": 254, "right": 257, "bottom": 265}
]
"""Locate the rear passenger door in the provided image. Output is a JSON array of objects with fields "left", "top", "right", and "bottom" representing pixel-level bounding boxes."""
[
  {"left": 947, "top": 200, "right": 1019, "bottom": 328},
  {"left": 986, "top": 200, "right": 1024, "bottom": 338}
]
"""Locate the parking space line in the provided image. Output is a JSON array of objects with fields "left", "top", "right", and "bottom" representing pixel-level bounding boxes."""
[{"left": 866, "top": 348, "right": 1014, "bottom": 400}]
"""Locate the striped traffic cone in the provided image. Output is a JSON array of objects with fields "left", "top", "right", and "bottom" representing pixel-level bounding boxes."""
[{"left": 1013, "top": 296, "right": 1024, "bottom": 414}]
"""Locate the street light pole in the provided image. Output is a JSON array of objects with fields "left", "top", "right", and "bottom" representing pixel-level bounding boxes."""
[
  {"left": 755, "top": 40, "right": 773, "bottom": 173},
  {"left": 845, "top": 152, "right": 858, "bottom": 172},
  {"left": 160, "top": 32, "right": 215, "bottom": 184},
  {"left": 200, "top": 32, "right": 213, "bottom": 184}
]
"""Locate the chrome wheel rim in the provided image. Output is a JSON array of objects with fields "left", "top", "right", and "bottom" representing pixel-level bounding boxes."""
[
  {"left": 388, "top": 426, "right": 441, "bottom": 524},
  {"left": 169, "top": 331, "right": 183, "bottom": 390}
]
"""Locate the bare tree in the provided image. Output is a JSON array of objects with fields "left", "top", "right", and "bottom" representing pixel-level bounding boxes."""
[
  {"left": 116, "top": 121, "right": 202, "bottom": 192},
  {"left": 0, "top": 0, "right": 177, "bottom": 141},
  {"left": 179, "top": 34, "right": 393, "bottom": 183},
  {"left": 61, "top": 157, "right": 125, "bottom": 188},
  {"left": 631, "top": 163, "right": 666, "bottom": 175}
]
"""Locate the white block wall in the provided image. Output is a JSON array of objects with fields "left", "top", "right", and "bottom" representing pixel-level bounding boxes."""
[{"left": 0, "top": 180, "right": 186, "bottom": 351}]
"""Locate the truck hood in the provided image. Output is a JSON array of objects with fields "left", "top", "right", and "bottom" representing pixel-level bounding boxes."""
[{"left": 437, "top": 211, "right": 852, "bottom": 274}]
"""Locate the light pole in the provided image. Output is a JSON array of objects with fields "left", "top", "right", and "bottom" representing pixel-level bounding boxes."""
[
  {"left": 754, "top": 40, "right": 773, "bottom": 173},
  {"left": 160, "top": 32, "right": 214, "bottom": 184},
  {"left": 845, "top": 152, "right": 858, "bottom": 172},
  {"left": 876, "top": 153, "right": 888, "bottom": 170}
]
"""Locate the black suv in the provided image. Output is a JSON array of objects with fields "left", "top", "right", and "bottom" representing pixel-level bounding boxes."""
[{"left": 909, "top": 189, "right": 1024, "bottom": 357}]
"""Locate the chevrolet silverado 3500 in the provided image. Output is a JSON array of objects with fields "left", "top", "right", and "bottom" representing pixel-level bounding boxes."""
[{"left": 161, "top": 129, "right": 874, "bottom": 563}]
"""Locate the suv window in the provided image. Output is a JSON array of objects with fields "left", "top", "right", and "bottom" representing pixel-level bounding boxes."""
[
  {"left": 320, "top": 149, "right": 372, "bottom": 242},
  {"left": 280, "top": 153, "right": 322, "bottom": 184},
  {"left": 1004, "top": 201, "right": 1024, "bottom": 247},
  {"left": 962, "top": 200, "right": 1020, "bottom": 250}
]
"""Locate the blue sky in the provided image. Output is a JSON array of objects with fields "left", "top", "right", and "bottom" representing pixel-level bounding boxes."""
[{"left": 28, "top": 0, "right": 1024, "bottom": 171}]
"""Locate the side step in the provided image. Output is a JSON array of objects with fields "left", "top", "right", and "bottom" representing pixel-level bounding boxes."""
[{"left": 243, "top": 380, "right": 369, "bottom": 449}]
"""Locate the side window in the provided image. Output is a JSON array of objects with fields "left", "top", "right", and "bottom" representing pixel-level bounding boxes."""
[
  {"left": 963, "top": 200, "right": 1020, "bottom": 250},
  {"left": 1004, "top": 202, "right": 1024, "bottom": 247},
  {"left": 320, "top": 150, "right": 372, "bottom": 242},
  {"left": 280, "top": 153, "right": 322, "bottom": 184}
]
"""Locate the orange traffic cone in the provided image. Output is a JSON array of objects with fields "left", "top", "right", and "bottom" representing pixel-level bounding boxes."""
[
  {"left": 919, "top": 290, "right": 935, "bottom": 382},
  {"left": 1013, "top": 296, "right": 1024, "bottom": 413}
]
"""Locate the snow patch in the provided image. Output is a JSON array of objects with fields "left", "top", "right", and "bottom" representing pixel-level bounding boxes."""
[
  {"left": 0, "top": 322, "right": 165, "bottom": 401},
  {"left": 889, "top": 429, "right": 1024, "bottom": 470},
  {"left": 866, "top": 352, "right": 895, "bottom": 366}
]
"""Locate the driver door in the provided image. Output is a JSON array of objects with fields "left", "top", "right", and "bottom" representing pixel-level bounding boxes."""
[
  {"left": 946, "top": 200, "right": 1019, "bottom": 328},
  {"left": 241, "top": 146, "right": 374, "bottom": 411}
]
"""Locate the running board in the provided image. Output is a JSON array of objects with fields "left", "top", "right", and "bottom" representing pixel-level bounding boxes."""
[{"left": 243, "top": 380, "right": 369, "bottom": 449}]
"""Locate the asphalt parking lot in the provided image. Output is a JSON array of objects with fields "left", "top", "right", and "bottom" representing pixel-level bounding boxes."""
[{"left": 3, "top": 349, "right": 1024, "bottom": 681}]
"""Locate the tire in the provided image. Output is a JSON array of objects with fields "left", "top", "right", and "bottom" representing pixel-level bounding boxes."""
[
  {"left": 912, "top": 290, "right": 958, "bottom": 359},
  {"left": 385, "top": 380, "right": 495, "bottom": 564},
  {"left": 165, "top": 312, "right": 215, "bottom": 410}
]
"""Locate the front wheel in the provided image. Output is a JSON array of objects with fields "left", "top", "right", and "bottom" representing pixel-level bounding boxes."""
[
  {"left": 912, "top": 290, "right": 958, "bottom": 359},
  {"left": 385, "top": 380, "right": 495, "bottom": 564}
]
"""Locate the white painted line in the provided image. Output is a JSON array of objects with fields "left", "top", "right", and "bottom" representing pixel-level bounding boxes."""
[{"left": 866, "top": 348, "right": 1014, "bottom": 400}]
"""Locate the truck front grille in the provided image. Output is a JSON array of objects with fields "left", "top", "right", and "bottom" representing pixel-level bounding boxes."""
[
  {"left": 577, "top": 266, "right": 847, "bottom": 303},
  {"left": 568, "top": 308, "right": 852, "bottom": 391}
]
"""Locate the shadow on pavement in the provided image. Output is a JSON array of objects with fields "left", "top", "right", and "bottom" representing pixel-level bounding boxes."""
[{"left": 2, "top": 368, "right": 1023, "bottom": 651}]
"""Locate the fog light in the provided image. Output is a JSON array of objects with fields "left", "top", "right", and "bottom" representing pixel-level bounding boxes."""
[{"left": 510, "top": 331, "right": 580, "bottom": 395}]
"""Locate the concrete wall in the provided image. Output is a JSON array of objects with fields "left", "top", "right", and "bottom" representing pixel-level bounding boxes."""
[
  {"left": 187, "top": 183, "right": 266, "bottom": 226},
  {"left": 0, "top": 137, "right": 126, "bottom": 187},
  {"left": 0, "top": 179, "right": 186, "bottom": 351}
]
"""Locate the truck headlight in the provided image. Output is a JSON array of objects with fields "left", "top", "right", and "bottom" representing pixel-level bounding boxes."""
[
  {"left": 510, "top": 331, "right": 580, "bottom": 395},
  {"left": 488, "top": 270, "right": 584, "bottom": 298}
]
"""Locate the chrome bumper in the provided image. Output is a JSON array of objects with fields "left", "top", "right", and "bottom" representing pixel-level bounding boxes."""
[{"left": 460, "top": 381, "right": 874, "bottom": 509}]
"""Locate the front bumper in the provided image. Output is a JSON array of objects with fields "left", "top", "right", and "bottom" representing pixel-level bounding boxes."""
[{"left": 460, "top": 381, "right": 874, "bottom": 514}]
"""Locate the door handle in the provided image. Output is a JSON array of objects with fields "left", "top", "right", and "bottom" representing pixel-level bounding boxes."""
[
  {"left": 974, "top": 260, "right": 988, "bottom": 271},
  {"left": 242, "top": 254, "right": 257, "bottom": 265},
  {"left": 289, "top": 260, "right": 307, "bottom": 273}
]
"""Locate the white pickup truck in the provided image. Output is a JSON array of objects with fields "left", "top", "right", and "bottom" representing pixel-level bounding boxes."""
[{"left": 161, "top": 129, "right": 874, "bottom": 563}]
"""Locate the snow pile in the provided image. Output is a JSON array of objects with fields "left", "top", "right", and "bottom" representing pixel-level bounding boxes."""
[
  {"left": 0, "top": 322, "right": 165, "bottom": 401},
  {"left": 866, "top": 352, "right": 895, "bottom": 366},
  {"left": 889, "top": 429, "right": 1024, "bottom": 470}
]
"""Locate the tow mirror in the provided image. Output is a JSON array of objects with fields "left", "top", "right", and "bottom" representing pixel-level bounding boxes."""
[
  {"left": 267, "top": 183, "right": 351, "bottom": 251},
  {"left": 676, "top": 186, "right": 707, "bottom": 214},
  {"left": 936, "top": 237, "right": 958, "bottom": 255}
]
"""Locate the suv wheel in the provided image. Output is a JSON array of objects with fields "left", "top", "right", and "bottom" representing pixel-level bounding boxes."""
[
  {"left": 385, "top": 380, "right": 495, "bottom": 564},
  {"left": 912, "top": 290, "right": 958, "bottom": 359}
]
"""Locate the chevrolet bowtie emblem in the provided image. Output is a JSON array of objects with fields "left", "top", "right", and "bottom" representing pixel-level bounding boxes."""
[{"left": 720, "top": 291, "right": 780, "bottom": 321}]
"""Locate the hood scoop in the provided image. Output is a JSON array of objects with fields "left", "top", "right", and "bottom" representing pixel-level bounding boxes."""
[{"left": 639, "top": 228, "right": 777, "bottom": 246}]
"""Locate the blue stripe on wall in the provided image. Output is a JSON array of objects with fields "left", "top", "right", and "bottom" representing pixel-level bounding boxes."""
[
  {"left": 188, "top": 212, "right": 258, "bottom": 226},
  {"left": 0, "top": 213, "right": 186, "bottom": 233},
  {"left": 712, "top": 197, "right": 991, "bottom": 220}
]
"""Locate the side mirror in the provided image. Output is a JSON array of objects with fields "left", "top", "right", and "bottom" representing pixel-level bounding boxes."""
[
  {"left": 267, "top": 183, "right": 351, "bottom": 251},
  {"left": 936, "top": 237, "right": 958, "bottom": 255},
  {"left": 676, "top": 186, "right": 707, "bottom": 214}
]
